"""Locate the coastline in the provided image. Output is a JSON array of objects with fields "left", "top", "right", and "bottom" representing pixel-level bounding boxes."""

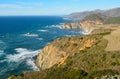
[{"left": 8, "top": 23, "right": 120, "bottom": 79}]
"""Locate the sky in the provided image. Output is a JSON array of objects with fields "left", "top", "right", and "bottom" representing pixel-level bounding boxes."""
[{"left": 0, "top": 0, "right": 120, "bottom": 16}]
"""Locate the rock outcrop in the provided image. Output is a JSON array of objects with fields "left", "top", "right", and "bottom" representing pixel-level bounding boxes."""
[
  {"left": 36, "top": 44, "right": 67, "bottom": 70},
  {"left": 62, "top": 20, "right": 103, "bottom": 33}
]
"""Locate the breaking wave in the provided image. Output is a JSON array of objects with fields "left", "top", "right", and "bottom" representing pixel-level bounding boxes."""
[
  {"left": 38, "top": 30, "right": 48, "bottom": 32},
  {"left": 5, "top": 48, "right": 40, "bottom": 70},
  {"left": 0, "top": 50, "right": 4, "bottom": 56},
  {"left": 22, "top": 33, "right": 39, "bottom": 37},
  {"left": 45, "top": 25, "right": 62, "bottom": 29}
]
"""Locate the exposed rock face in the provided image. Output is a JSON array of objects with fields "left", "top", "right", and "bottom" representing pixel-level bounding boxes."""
[
  {"left": 36, "top": 44, "right": 67, "bottom": 70},
  {"left": 62, "top": 20, "right": 103, "bottom": 33},
  {"left": 36, "top": 37, "right": 95, "bottom": 70}
]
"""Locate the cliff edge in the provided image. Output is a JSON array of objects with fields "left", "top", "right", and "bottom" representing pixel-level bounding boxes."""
[{"left": 36, "top": 35, "right": 95, "bottom": 70}]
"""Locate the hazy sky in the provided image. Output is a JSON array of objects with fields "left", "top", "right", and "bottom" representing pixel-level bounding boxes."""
[{"left": 0, "top": 0, "right": 120, "bottom": 16}]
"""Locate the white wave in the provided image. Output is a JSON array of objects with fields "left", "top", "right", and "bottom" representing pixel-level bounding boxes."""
[
  {"left": 45, "top": 25, "right": 62, "bottom": 29},
  {"left": 0, "top": 50, "right": 3, "bottom": 53},
  {"left": 6, "top": 48, "right": 40, "bottom": 62},
  {"left": 26, "top": 59, "right": 39, "bottom": 70},
  {"left": 65, "top": 35, "right": 76, "bottom": 37},
  {"left": 5, "top": 48, "right": 41, "bottom": 70},
  {"left": 38, "top": 30, "right": 48, "bottom": 32},
  {"left": 0, "top": 50, "right": 4, "bottom": 56},
  {"left": 23, "top": 34, "right": 39, "bottom": 37},
  {"left": 36, "top": 38, "right": 43, "bottom": 41},
  {"left": 81, "top": 29, "right": 90, "bottom": 35},
  {"left": 0, "top": 60, "right": 6, "bottom": 63},
  {"left": 51, "top": 25, "right": 62, "bottom": 29}
]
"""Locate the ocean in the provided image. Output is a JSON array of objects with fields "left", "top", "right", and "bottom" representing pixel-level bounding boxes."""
[{"left": 0, "top": 16, "right": 83, "bottom": 79}]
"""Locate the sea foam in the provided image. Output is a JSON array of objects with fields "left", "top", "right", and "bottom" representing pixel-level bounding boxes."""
[
  {"left": 6, "top": 48, "right": 40, "bottom": 62},
  {"left": 38, "top": 30, "right": 48, "bottom": 32},
  {"left": 26, "top": 59, "right": 39, "bottom": 70},
  {"left": 51, "top": 25, "right": 62, "bottom": 29},
  {"left": 5, "top": 48, "right": 40, "bottom": 70},
  {"left": 22, "top": 34, "right": 39, "bottom": 37},
  {"left": 81, "top": 29, "right": 91, "bottom": 35},
  {"left": 45, "top": 25, "right": 62, "bottom": 29},
  {"left": 0, "top": 50, "right": 4, "bottom": 56}
]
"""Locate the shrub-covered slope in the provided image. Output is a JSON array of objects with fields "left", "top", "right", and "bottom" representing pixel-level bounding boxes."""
[{"left": 9, "top": 28, "right": 120, "bottom": 79}]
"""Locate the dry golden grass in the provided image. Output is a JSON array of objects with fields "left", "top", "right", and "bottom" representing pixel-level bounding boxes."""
[{"left": 103, "top": 26, "right": 120, "bottom": 51}]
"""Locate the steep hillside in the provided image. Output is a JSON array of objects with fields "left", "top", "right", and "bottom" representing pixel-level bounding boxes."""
[
  {"left": 65, "top": 9, "right": 103, "bottom": 20},
  {"left": 9, "top": 25, "right": 120, "bottom": 79},
  {"left": 104, "top": 17, "right": 120, "bottom": 24},
  {"left": 104, "top": 8, "right": 120, "bottom": 17},
  {"left": 83, "top": 13, "right": 107, "bottom": 22}
]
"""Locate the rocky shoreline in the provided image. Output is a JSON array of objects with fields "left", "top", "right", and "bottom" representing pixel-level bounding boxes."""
[
  {"left": 8, "top": 22, "right": 120, "bottom": 79},
  {"left": 61, "top": 20, "right": 103, "bottom": 34},
  {"left": 35, "top": 20, "right": 103, "bottom": 70}
]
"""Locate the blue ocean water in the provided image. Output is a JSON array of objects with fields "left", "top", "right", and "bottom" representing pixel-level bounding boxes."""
[{"left": 0, "top": 16, "right": 83, "bottom": 79}]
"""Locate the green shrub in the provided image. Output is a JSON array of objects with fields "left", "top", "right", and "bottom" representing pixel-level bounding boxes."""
[{"left": 73, "top": 43, "right": 78, "bottom": 46}]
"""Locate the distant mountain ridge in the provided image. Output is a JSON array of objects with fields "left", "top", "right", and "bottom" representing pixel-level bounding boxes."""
[{"left": 66, "top": 8, "right": 120, "bottom": 21}]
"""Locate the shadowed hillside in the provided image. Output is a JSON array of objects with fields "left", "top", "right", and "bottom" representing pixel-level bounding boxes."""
[{"left": 66, "top": 8, "right": 120, "bottom": 21}]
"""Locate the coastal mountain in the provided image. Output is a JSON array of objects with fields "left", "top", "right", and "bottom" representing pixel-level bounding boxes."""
[
  {"left": 83, "top": 13, "right": 107, "bottom": 22},
  {"left": 62, "top": 8, "right": 120, "bottom": 30},
  {"left": 66, "top": 8, "right": 120, "bottom": 21},
  {"left": 65, "top": 9, "right": 104, "bottom": 21}
]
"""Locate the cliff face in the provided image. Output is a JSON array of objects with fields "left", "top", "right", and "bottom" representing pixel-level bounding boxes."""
[
  {"left": 36, "top": 36, "right": 95, "bottom": 70},
  {"left": 62, "top": 20, "right": 103, "bottom": 33},
  {"left": 36, "top": 44, "right": 67, "bottom": 70}
]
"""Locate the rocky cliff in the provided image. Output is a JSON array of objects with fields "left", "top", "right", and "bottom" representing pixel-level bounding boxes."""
[
  {"left": 36, "top": 36, "right": 95, "bottom": 70},
  {"left": 62, "top": 20, "right": 103, "bottom": 33}
]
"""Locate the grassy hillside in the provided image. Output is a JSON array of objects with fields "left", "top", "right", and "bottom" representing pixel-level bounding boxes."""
[
  {"left": 104, "top": 17, "right": 120, "bottom": 24},
  {"left": 83, "top": 13, "right": 107, "bottom": 22},
  {"left": 9, "top": 29, "right": 120, "bottom": 79}
]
